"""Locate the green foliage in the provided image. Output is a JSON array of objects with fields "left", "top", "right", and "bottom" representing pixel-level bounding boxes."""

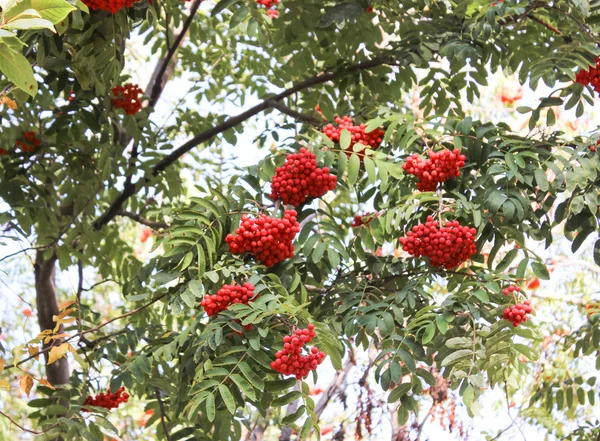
[{"left": 1, "top": 0, "right": 600, "bottom": 439}]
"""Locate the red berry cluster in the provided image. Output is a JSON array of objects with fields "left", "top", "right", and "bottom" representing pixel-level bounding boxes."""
[
  {"left": 351, "top": 212, "right": 376, "bottom": 228},
  {"left": 399, "top": 216, "right": 477, "bottom": 269},
  {"left": 402, "top": 149, "right": 467, "bottom": 192},
  {"left": 112, "top": 83, "right": 143, "bottom": 115},
  {"left": 502, "top": 285, "right": 521, "bottom": 296},
  {"left": 322, "top": 116, "right": 385, "bottom": 156},
  {"left": 16, "top": 132, "right": 40, "bottom": 152},
  {"left": 270, "top": 324, "right": 326, "bottom": 380},
  {"left": 503, "top": 301, "right": 533, "bottom": 327},
  {"left": 226, "top": 210, "right": 300, "bottom": 267},
  {"left": 590, "top": 140, "right": 599, "bottom": 153},
  {"left": 575, "top": 58, "right": 600, "bottom": 96},
  {"left": 201, "top": 282, "right": 256, "bottom": 317},
  {"left": 81, "top": 0, "right": 135, "bottom": 13},
  {"left": 270, "top": 148, "right": 337, "bottom": 207},
  {"left": 83, "top": 387, "right": 129, "bottom": 411},
  {"left": 0, "top": 147, "right": 8, "bottom": 155},
  {"left": 256, "top": 0, "right": 280, "bottom": 17}
]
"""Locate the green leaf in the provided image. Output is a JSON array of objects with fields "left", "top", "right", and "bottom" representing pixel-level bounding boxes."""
[
  {"left": 205, "top": 393, "right": 216, "bottom": 422},
  {"left": 340, "top": 129, "right": 351, "bottom": 150},
  {"left": 594, "top": 239, "right": 600, "bottom": 266},
  {"left": 388, "top": 383, "right": 412, "bottom": 403},
  {"left": 299, "top": 417, "right": 313, "bottom": 440},
  {"left": 272, "top": 391, "right": 301, "bottom": 407},
  {"left": 230, "top": 374, "right": 256, "bottom": 401},
  {"left": 534, "top": 169, "right": 549, "bottom": 192},
  {"left": 441, "top": 349, "right": 472, "bottom": 367},
  {"left": 218, "top": 384, "right": 236, "bottom": 415},
  {"left": 281, "top": 405, "right": 306, "bottom": 425},
  {"left": 347, "top": 153, "right": 360, "bottom": 186},
  {"left": 422, "top": 322, "right": 435, "bottom": 344},
  {"left": 446, "top": 337, "right": 472, "bottom": 349},
  {"left": 212, "top": 0, "right": 241, "bottom": 15},
  {"left": 239, "top": 362, "right": 265, "bottom": 390},
  {"left": 531, "top": 261, "right": 550, "bottom": 280},
  {"left": 0, "top": 42, "right": 37, "bottom": 96},
  {"left": 4, "top": 17, "right": 54, "bottom": 31}
]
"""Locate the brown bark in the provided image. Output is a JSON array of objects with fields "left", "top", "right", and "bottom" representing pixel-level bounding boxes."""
[{"left": 34, "top": 251, "right": 69, "bottom": 386}]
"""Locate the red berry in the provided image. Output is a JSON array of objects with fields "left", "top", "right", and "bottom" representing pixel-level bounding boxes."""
[
  {"left": 226, "top": 211, "right": 300, "bottom": 266},
  {"left": 271, "top": 326, "right": 326, "bottom": 379},
  {"left": 82, "top": 387, "right": 130, "bottom": 412},
  {"left": 402, "top": 149, "right": 466, "bottom": 191},
  {"left": 81, "top": 0, "right": 135, "bottom": 13},
  {"left": 575, "top": 58, "right": 600, "bottom": 97},
  {"left": 503, "top": 302, "right": 533, "bottom": 327},
  {"left": 16, "top": 132, "right": 40, "bottom": 153},
  {"left": 201, "top": 282, "right": 257, "bottom": 317},
  {"left": 256, "top": 0, "right": 279, "bottom": 16},
  {"left": 351, "top": 212, "right": 377, "bottom": 228},
  {"left": 321, "top": 116, "right": 385, "bottom": 158},
  {"left": 270, "top": 148, "right": 336, "bottom": 206},
  {"left": 399, "top": 216, "right": 477, "bottom": 269},
  {"left": 112, "top": 83, "right": 143, "bottom": 115}
]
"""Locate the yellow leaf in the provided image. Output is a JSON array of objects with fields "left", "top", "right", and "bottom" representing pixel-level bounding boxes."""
[
  {"left": 0, "top": 96, "right": 17, "bottom": 109},
  {"left": 0, "top": 380, "right": 9, "bottom": 390},
  {"left": 27, "top": 346, "right": 40, "bottom": 360},
  {"left": 20, "top": 375, "right": 34, "bottom": 396},
  {"left": 47, "top": 343, "right": 69, "bottom": 365},
  {"left": 38, "top": 379, "right": 55, "bottom": 390},
  {"left": 59, "top": 300, "right": 76, "bottom": 311},
  {"left": 0, "top": 358, "right": 4, "bottom": 374},
  {"left": 53, "top": 308, "right": 75, "bottom": 322}
]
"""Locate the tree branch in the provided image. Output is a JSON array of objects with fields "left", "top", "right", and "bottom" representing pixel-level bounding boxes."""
[
  {"left": 92, "top": 56, "right": 390, "bottom": 230},
  {"left": 527, "top": 14, "right": 562, "bottom": 35},
  {"left": 155, "top": 388, "right": 173, "bottom": 441},
  {"left": 267, "top": 100, "right": 322, "bottom": 126},
  {"left": 147, "top": 0, "right": 204, "bottom": 109},
  {"left": 117, "top": 210, "right": 169, "bottom": 229}
]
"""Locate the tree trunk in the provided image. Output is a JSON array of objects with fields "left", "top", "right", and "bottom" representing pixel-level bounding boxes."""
[{"left": 35, "top": 250, "right": 69, "bottom": 386}]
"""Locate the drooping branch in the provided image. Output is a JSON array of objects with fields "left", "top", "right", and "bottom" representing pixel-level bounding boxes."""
[
  {"left": 147, "top": 0, "right": 204, "bottom": 109},
  {"left": 267, "top": 100, "right": 322, "bottom": 126},
  {"left": 155, "top": 388, "right": 173, "bottom": 441},
  {"left": 92, "top": 56, "right": 391, "bottom": 230},
  {"left": 117, "top": 210, "right": 169, "bottom": 229}
]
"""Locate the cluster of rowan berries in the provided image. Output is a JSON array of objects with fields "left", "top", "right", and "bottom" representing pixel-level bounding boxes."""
[
  {"left": 112, "top": 83, "right": 143, "bottom": 115},
  {"left": 575, "top": 58, "right": 600, "bottom": 96},
  {"left": 16, "top": 132, "right": 41, "bottom": 153},
  {"left": 82, "top": 0, "right": 135, "bottom": 13},
  {"left": 590, "top": 140, "right": 599, "bottom": 152},
  {"left": 351, "top": 212, "right": 376, "bottom": 228},
  {"left": 256, "top": 0, "right": 280, "bottom": 17},
  {"left": 270, "top": 324, "right": 326, "bottom": 379},
  {"left": 83, "top": 387, "right": 129, "bottom": 411},
  {"left": 0, "top": 148, "right": 8, "bottom": 155},
  {"left": 201, "top": 283, "right": 256, "bottom": 317},
  {"left": 502, "top": 285, "right": 522, "bottom": 296},
  {"left": 270, "top": 148, "right": 337, "bottom": 206},
  {"left": 322, "top": 116, "right": 385, "bottom": 156},
  {"left": 402, "top": 149, "right": 467, "bottom": 191},
  {"left": 226, "top": 210, "right": 300, "bottom": 267},
  {"left": 399, "top": 216, "right": 477, "bottom": 269},
  {"left": 503, "top": 301, "right": 533, "bottom": 327}
]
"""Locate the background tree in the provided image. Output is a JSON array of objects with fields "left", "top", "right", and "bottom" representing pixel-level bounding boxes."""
[{"left": 1, "top": 0, "right": 600, "bottom": 440}]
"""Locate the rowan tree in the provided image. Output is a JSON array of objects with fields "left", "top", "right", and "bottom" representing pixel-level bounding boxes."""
[{"left": 0, "top": 0, "right": 600, "bottom": 440}]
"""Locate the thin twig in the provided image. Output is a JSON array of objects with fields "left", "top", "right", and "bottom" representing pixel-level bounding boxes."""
[
  {"left": 117, "top": 210, "right": 169, "bottom": 229},
  {"left": 155, "top": 388, "right": 173, "bottom": 441},
  {"left": 7, "top": 294, "right": 166, "bottom": 370},
  {"left": 267, "top": 100, "right": 322, "bottom": 126},
  {"left": 527, "top": 14, "right": 562, "bottom": 35}
]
